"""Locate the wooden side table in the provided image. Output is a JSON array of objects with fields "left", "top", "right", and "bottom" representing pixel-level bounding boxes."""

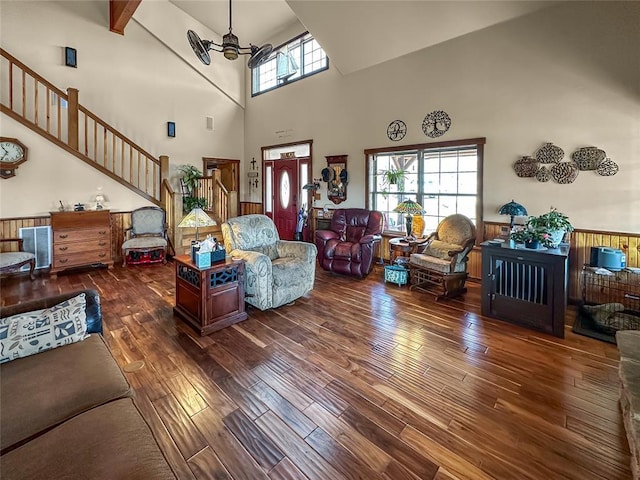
[
  {"left": 173, "top": 255, "right": 247, "bottom": 336},
  {"left": 389, "top": 237, "right": 427, "bottom": 264}
]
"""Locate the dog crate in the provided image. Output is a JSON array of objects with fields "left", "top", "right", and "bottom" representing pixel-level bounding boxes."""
[{"left": 574, "top": 265, "right": 640, "bottom": 343}]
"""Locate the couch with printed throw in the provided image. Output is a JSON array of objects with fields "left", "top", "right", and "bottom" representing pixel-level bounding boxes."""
[
  {"left": 409, "top": 213, "right": 476, "bottom": 299},
  {"left": 315, "top": 208, "right": 384, "bottom": 278},
  {"left": 221, "top": 214, "right": 317, "bottom": 311},
  {"left": 0, "top": 290, "right": 175, "bottom": 479}
]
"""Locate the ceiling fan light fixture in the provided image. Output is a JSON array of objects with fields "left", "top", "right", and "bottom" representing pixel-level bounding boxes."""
[
  {"left": 222, "top": 32, "right": 240, "bottom": 60},
  {"left": 187, "top": 0, "right": 272, "bottom": 69}
]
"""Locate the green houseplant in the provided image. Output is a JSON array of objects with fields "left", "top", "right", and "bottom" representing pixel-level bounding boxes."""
[
  {"left": 379, "top": 168, "right": 406, "bottom": 197},
  {"left": 527, "top": 207, "right": 574, "bottom": 247},
  {"left": 510, "top": 227, "right": 552, "bottom": 249},
  {"left": 178, "top": 164, "right": 207, "bottom": 213}
]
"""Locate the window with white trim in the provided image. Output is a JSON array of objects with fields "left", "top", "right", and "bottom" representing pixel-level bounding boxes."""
[
  {"left": 252, "top": 32, "right": 328, "bottom": 96},
  {"left": 366, "top": 138, "right": 485, "bottom": 238}
]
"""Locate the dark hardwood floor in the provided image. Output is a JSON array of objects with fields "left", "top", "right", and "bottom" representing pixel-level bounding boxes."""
[{"left": 0, "top": 262, "right": 631, "bottom": 480}]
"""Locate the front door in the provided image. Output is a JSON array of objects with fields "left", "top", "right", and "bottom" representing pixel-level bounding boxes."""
[{"left": 273, "top": 159, "right": 298, "bottom": 240}]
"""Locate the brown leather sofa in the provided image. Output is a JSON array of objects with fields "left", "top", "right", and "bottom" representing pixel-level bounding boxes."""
[
  {"left": 315, "top": 208, "right": 384, "bottom": 277},
  {"left": 0, "top": 290, "right": 175, "bottom": 479}
]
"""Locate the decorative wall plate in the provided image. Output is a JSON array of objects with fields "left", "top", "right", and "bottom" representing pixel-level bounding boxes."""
[
  {"left": 513, "top": 156, "right": 539, "bottom": 177},
  {"left": 387, "top": 120, "right": 407, "bottom": 141},
  {"left": 571, "top": 147, "right": 606, "bottom": 171},
  {"left": 551, "top": 162, "right": 579, "bottom": 184},
  {"left": 536, "top": 166, "right": 551, "bottom": 182},
  {"left": 535, "top": 142, "right": 564, "bottom": 164},
  {"left": 596, "top": 158, "right": 619, "bottom": 176},
  {"left": 422, "top": 110, "right": 451, "bottom": 138}
]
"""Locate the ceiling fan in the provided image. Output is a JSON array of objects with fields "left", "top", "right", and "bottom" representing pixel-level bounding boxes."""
[{"left": 187, "top": 0, "right": 273, "bottom": 69}]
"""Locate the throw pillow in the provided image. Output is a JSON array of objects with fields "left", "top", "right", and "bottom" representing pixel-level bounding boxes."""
[{"left": 0, "top": 293, "right": 89, "bottom": 364}]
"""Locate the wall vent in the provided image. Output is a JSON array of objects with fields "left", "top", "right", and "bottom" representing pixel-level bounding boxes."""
[{"left": 19, "top": 226, "right": 52, "bottom": 270}]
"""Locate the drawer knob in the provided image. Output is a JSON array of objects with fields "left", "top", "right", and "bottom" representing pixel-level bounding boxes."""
[
  {"left": 99, "top": 242, "right": 106, "bottom": 246},
  {"left": 60, "top": 259, "right": 68, "bottom": 264},
  {"left": 59, "top": 246, "right": 68, "bottom": 251},
  {"left": 59, "top": 234, "right": 68, "bottom": 239},
  {"left": 99, "top": 231, "right": 107, "bottom": 235},
  {"left": 99, "top": 253, "right": 106, "bottom": 258}
]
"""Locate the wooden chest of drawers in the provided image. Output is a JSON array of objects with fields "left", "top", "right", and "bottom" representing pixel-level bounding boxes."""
[{"left": 50, "top": 210, "right": 113, "bottom": 276}]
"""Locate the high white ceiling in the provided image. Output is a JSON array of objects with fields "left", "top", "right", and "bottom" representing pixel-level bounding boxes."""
[{"left": 170, "top": 0, "right": 558, "bottom": 75}]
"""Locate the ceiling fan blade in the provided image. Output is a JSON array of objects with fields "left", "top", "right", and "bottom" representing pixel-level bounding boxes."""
[
  {"left": 247, "top": 43, "right": 273, "bottom": 69},
  {"left": 187, "top": 29, "right": 212, "bottom": 66}
]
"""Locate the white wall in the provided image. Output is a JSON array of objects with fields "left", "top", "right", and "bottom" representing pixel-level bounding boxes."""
[
  {"left": 0, "top": 0, "right": 245, "bottom": 217},
  {"left": 245, "top": 2, "right": 640, "bottom": 233}
]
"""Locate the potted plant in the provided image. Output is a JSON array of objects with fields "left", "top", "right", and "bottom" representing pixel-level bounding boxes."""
[
  {"left": 510, "top": 227, "right": 552, "bottom": 249},
  {"left": 178, "top": 165, "right": 207, "bottom": 213},
  {"left": 527, "top": 207, "right": 574, "bottom": 247},
  {"left": 379, "top": 167, "right": 406, "bottom": 197}
]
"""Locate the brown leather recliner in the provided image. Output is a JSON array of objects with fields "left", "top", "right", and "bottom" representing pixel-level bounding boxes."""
[{"left": 315, "top": 208, "right": 384, "bottom": 277}]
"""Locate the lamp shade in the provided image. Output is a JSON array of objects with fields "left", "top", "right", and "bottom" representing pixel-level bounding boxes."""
[
  {"left": 393, "top": 199, "right": 425, "bottom": 239},
  {"left": 393, "top": 199, "right": 425, "bottom": 215},
  {"left": 498, "top": 200, "right": 527, "bottom": 217},
  {"left": 177, "top": 208, "right": 216, "bottom": 228},
  {"left": 178, "top": 207, "right": 216, "bottom": 242}
]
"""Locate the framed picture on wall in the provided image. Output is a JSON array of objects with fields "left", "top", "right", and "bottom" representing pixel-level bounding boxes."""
[
  {"left": 65, "top": 47, "right": 77, "bottom": 68},
  {"left": 167, "top": 122, "right": 176, "bottom": 138}
]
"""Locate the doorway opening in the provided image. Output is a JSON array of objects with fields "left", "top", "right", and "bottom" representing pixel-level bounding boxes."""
[
  {"left": 262, "top": 140, "right": 313, "bottom": 240},
  {"left": 202, "top": 157, "right": 240, "bottom": 219}
]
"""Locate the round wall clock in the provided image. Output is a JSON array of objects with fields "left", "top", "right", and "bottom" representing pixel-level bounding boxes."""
[
  {"left": 422, "top": 110, "right": 452, "bottom": 138},
  {"left": 387, "top": 120, "right": 407, "bottom": 141},
  {"left": 0, "top": 137, "right": 28, "bottom": 179}
]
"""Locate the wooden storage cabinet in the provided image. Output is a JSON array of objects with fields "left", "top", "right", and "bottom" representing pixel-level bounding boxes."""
[
  {"left": 173, "top": 255, "right": 247, "bottom": 335},
  {"left": 481, "top": 241, "right": 568, "bottom": 338},
  {"left": 50, "top": 210, "right": 113, "bottom": 276}
]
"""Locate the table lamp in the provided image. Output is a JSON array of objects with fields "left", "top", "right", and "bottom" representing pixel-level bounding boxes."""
[
  {"left": 499, "top": 200, "right": 527, "bottom": 230},
  {"left": 393, "top": 199, "right": 425, "bottom": 240},
  {"left": 177, "top": 207, "right": 216, "bottom": 242}
]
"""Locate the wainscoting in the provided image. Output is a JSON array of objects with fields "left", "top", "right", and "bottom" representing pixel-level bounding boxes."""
[
  {"left": 240, "top": 202, "right": 263, "bottom": 215},
  {"left": 0, "top": 212, "right": 131, "bottom": 265},
  {"left": 1, "top": 214, "right": 637, "bottom": 302}
]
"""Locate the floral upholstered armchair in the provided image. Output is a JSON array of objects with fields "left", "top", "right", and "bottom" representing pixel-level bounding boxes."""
[{"left": 221, "top": 214, "right": 317, "bottom": 311}]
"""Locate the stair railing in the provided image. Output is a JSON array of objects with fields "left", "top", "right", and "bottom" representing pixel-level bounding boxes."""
[
  {"left": 195, "top": 177, "right": 229, "bottom": 224},
  {"left": 0, "top": 48, "right": 162, "bottom": 205}
]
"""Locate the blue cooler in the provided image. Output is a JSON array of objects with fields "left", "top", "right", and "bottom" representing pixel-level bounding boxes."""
[{"left": 589, "top": 247, "right": 626, "bottom": 271}]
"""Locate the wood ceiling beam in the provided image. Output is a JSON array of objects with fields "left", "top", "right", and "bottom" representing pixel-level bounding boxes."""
[{"left": 110, "top": 0, "right": 142, "bottom": 35}]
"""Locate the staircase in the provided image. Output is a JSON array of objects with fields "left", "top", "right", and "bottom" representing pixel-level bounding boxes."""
[{"left": 0, "top": 48, "right": 183, "bottom": 253}]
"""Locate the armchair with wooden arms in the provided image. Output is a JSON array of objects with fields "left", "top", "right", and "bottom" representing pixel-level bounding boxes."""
[
  {"left": 122, "top": 207, "right": 168, "bottom": 266},
  {"left": 409, "top": 214, "right": 476, "bottom": 299},
  {"left": 0, "top": 238, "right": 36, "bottom": 280}
]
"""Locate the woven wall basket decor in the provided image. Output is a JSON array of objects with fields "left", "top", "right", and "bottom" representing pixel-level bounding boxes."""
[
  {"left": 535, "top": 142, "right": 564, "bottom": 164},
  {"left": 551, "top": 162, "right": 580, "bottom": 184},
  {"left": 514, "top": 156, "right": 539, "bottom": 177},
  {"left": 596, "top": 158, "right": 619, "bottom": 176},
  {"left": 571, "top": 146, "right": 606, "bottom": 171},
  {"left": 536, "top": 166, "right": 551, "bottom": 182}
]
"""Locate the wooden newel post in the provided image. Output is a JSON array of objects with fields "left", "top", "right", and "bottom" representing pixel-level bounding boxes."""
[
  {"left": 159, "top": 155, "right": 169, "bottom": 206},
  {"left": 67, "top": 88, "right": 79, "bottom": 150}
]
